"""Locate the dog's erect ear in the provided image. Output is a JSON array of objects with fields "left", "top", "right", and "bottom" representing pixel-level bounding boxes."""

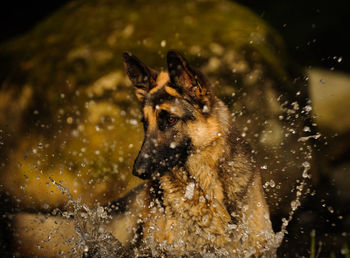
[
  {"left": 122, "top": 52, "right": 158, "bottom": 102},
  {"left": 167, "top": 50, "right": 210, "bottom": 107}
]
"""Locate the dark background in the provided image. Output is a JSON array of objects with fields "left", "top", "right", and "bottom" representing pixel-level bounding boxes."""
[
  {"left": 1, "top": 0, "right": 349, "bottom": 72},
  {"left": 239, "top": 0, "right": 350, "bottom": 72}
]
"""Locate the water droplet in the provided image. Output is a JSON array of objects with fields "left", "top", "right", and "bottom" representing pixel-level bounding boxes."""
[
  {"left": 298, "top": 133, "right": 321, "bottom": 142},
  {"left": 304, "top": 105, "right": 312, "bottom": 112},
  {"left": 202, "top": 105, "right": 209, "bottom": 113},
  {"left": 302, "top": 161, "right": 310, "bottom": 169},
  {"left": 302, "top": 169, "right": 311, "bottom": 178},
  {"left": 303, "top": 126, "right": 311, "bottom": 132},
  {"left": 292, "top": 102, "right": 299, "bottom": 110},
  {"left": 129, "top": 119, "right": 138, "bottom": 125},
  {"left": 170, "top": 142, "right": 177, "bottom": 149},
  {"left": 310, "top": 229, "right": 316, "bottom": 237},
  {"left": 66, "top": 117, "right": 73, "bottom": 124},
  {"left": 327, "top": 206, "right": 334, "bottom": 213},
  {"left": 341, "top": 247, "right": 349, "bottom": 255},
  {"left": 290, "top": 200, "right": 300, "bottom": 211},
  {"left": 185, "top": 182, "right": 195, "bottom": 200},
  {"left": 227, "top": 223, "right": 237, "bottom": 230}
]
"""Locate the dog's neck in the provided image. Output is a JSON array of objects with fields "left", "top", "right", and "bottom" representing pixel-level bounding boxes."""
[{"left": 155, "top": 99, "right": 234, "bottom": 222}]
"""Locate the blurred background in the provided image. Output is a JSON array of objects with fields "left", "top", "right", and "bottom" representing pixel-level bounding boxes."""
[{"left": 0, "top": 0, "right": 349, "bottom": 256}]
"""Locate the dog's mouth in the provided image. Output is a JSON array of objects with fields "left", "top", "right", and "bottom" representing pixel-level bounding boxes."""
[
  {"left": 132, "top": 154, "right": 185, "bottom": 180},
  {"left": 132, "top": 138, "right": 192, "bottom": 180},
  {"left": 132, "top": 159, "right": 167, "bottom": 180}
]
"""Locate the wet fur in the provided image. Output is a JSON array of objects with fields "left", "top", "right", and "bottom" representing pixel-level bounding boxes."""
[{"left": 120, "top": 51, "right": 275, "bottom": 256}]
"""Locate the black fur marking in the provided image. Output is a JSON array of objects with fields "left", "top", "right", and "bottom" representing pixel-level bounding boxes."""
[
  {"left": 122, "top": 52, "right": 158, "bottom": 93},
  {"left": 149, "top": 180, "right": 165, "bottom": 208},
  {"left": 158, "top": 110, "right": 178, "bottom": 131},
  {"left": 132, "top": 136, "right": 192, "bottom": 180},
  {"left": 108, "top": 183, "right": 146, "bottom": 215},
  {"left": 147, "top": 88, "right": 174, "bottom": 106}
]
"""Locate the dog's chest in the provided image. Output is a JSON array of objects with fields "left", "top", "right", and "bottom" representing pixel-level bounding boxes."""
[{"left": 142, "top": 179, "right": 233, "bottom": 253}]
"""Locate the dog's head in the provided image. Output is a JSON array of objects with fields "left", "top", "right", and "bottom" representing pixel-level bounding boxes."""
[{"left": 123, "top": 50, "right": 217, "bottom": 180}]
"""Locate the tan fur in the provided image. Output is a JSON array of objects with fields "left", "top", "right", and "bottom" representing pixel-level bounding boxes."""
[
  {"left": 143, "top": 105, "right": 157, "bottom": 130},
  {"left": 135, "top": 90, "right": 146, "bottom": 102},
  {"left": 158, "top": 102, "right": 185, "bottom": 117},
  {"left": 149, "top": 72, "right": 169, "bottom": 94},
  {"left": 187, "top": 116, "right": 221, "bottom": 148},
  {"left": 164, "top": 85, "right": 182, "bottom": 98},
  {"left": 130, "top": 77, "right": 275, "bottom": 255},
  {"left": 129, "top": 58, "right": 276, "bottom": 255}
]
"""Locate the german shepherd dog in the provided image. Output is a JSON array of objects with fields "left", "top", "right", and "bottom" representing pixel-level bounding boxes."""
[
  {"left": 110, "top": 50, "right": 276, "bottom": 257},
  {"left": 13, "top": 50, "right": 276, "bottom": 257}
]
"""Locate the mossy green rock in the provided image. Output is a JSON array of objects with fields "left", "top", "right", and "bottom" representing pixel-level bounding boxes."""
[{"left": 0, "top": 0, "right": 313, "bottom": 213}]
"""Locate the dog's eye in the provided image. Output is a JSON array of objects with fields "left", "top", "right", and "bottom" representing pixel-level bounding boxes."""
[
  {"left": 158, "top": 110, "right": 178, "bottom": 130},
  {"left": 167, "top": 116, "right": 177, "bottom": 124}
]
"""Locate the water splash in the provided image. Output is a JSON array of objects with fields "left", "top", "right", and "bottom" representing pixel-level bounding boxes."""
[
  {"left": 14, "top": 89, "right": 317, "bottom": 257},
  {"left": 297, "top": 133, "right": 321, "bottom": 142},
  {"left": 45, "top": 132, "right": 315, "bottom": 256},
  {"left": 273, "top": 151, "right": 313, "bottom": 247},
  {"left": 49, "top": 177, "right": 129, "bottom": 257}
]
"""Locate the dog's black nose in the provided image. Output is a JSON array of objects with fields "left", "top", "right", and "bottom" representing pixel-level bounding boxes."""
[{"left": 132, "top": 152, "right": 152, "bottom": 179}]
